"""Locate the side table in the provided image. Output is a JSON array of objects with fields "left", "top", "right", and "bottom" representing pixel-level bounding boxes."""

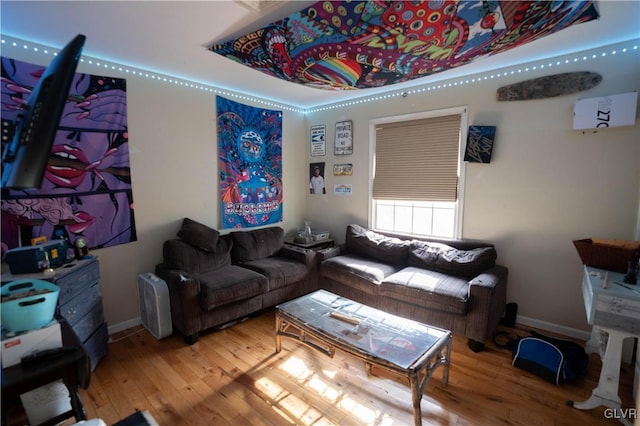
[
  {"left": 571, "top": 266, "right": 640, "bottom": 425},
  {"left": 285, "top": 238, "right": 334, "bottom": 251},
  {"left": 2, "top": 320, "right": 91, "bottom": 426}
]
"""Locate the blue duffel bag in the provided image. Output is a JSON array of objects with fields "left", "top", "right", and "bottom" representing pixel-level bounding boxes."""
[{"left": 495, "top": 330, "right": 588, "bottom": 385}]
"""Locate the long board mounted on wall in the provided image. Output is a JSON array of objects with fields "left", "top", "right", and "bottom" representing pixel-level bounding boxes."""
[
  {"left": 573, "top": 91, "right": 638, "bottom": 130},
  {"left": 496, "top": 71, "right": 602, "bottom": 101}
]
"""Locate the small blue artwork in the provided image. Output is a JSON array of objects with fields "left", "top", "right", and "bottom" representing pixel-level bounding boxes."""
[{"left": 464, "top": 126, "right": 496, "bottom": 164}]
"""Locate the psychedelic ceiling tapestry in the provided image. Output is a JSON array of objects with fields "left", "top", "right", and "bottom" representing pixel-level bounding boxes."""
[
  {"left": 210, "top": 0, "right": 599, "bottom": 91},
  {"left": 217, "top": 97, "right": 283, "bottom": 229},
  {"left": 1, "top": 57, "right": 136, "bottom": 252}
]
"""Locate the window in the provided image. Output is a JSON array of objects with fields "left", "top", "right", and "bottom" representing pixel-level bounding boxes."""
[{"left": 369, "top": 107, "right": 467, "bottom": 238}]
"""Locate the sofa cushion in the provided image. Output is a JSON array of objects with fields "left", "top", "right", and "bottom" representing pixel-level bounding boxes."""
[
  {"left": 408, "top": 240, "right": 496, "bottom": 279},
  {"left": 380, "top": 267, "right": 469, "bottom": 315},
  {"left": 320, "top": 254, "right": 401, "bottom": 295},
  {"left": 177, "top": 218, "right": 219, "bottom": 252},
  {"left": 231, "top": 227, "right": 284, "bottom": 262},
  {"left": 345, "top": 224, "right": 410, "bottom": 266},
  {"left": 198, "top": 265, "right": 267, "bottom": 310},
  {"left": 163, "top": 237, "right": 232, "bottom": 274},
  {"left": 240, "top": 257, "right": 310, "bottom": 291}
]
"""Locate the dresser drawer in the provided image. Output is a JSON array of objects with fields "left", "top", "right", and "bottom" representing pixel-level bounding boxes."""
[
  {"left": 84, "top": 322, "right": 109, "bottom": 371},
  {"left": 72, "top": 300, "right": 105, "bottom": 343},
  {"left": 594, "top": 294, "right": 640, "bottom": 334},
  {"left": 56, "top": 260, "right": 100, "bottom": 305},
  {"left": 59, "top": 284, "right": 101, "bottom": 327}
]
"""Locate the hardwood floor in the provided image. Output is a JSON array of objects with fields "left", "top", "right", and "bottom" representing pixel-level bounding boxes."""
[{"left": 7, "top": 309, "right": 637, "bottom": 425}]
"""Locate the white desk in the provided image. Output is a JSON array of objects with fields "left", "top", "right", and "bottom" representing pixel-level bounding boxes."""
[{"left": 572, "top": 266, "right": 640, "bottom": 424}]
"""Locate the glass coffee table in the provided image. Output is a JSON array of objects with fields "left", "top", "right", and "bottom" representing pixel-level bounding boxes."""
[{"left": 275, "top": 290, "right": 451, "bottom": 426}]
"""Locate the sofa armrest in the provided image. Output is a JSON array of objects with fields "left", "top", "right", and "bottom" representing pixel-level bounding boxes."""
[
  {"left": 469, "top": 265, "right": 507, "bottom": 290},
  {"left": 155, "top": 264, "right": 203, "bottom": 337},
  {"left": 155, "top": 265, "right": 200, "bottom": 293},
  {"left": 279, "top": 244, "right": 316, "bottom": 267},
  {"left": 465, "top": 264, "right": 509, "bottom": 343},
  {"left": 317, "top": 244, "right": 345, "bottom": 261}
]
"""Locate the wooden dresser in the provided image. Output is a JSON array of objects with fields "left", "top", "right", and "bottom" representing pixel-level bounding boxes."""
[{"left": 1, "top": 257, "right": 108, "bottom": 371}]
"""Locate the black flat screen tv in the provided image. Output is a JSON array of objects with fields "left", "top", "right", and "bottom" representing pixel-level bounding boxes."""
[{"left": 1, "top": 34, "right": 86, "bottom": 189}]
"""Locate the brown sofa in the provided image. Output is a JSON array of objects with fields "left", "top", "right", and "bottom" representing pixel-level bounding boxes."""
[
  {"left": 318, "top": 224, "right": 508, "bottom": 352},
  {"left": 155, "top": 218, "right": 317, "bottom": 344}
]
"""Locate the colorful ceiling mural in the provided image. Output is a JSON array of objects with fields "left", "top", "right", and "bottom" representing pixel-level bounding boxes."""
[{"left": 209, "top": 0, "right": 599, "bottom": 91}]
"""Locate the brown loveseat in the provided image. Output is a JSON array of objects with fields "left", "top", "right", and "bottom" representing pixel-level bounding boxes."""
[
  {"left": 155, "top": 218, "right": 316, "bottom": 344},
  {"left": 318, "top": 224, "right": 508, "bottom": 352}
]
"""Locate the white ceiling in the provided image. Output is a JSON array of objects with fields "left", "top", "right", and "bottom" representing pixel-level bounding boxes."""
[{"left": 1, "top": 1, "right": 639, "bottom": 109}]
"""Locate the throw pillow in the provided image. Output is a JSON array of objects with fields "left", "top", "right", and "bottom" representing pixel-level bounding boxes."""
[
  {"left": 408, "top": 240, "right": 496, "bottom": 279},
  {"left": 345, "top": 224, "right": 410, "bottom": 266},
  {"left": 230, "top": 227, "right": 284, "bottom": 262},
  {"left": 163, "top": 237, "right": 231, "bottom": 273},
  {"left": 177, "top": 218, "right": 219, "bottom": 252}
]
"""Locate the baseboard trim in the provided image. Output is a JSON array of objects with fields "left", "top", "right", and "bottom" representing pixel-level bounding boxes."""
[
  {"left": 512, "top": 315, "right": 591, "bottom": 341},
  {"left": 107, "top": 314, "right": 636, "bottom": 363},
  {"left": 108, "top": 317, "right": 141, "bottom": 335},
  {"left": 107, "top": 315, "right": 592, "bottom": 342}
]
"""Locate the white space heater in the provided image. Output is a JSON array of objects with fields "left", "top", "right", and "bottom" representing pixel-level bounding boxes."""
[{"left": 137, "top": 273, "right": 172, "bottom": 339}]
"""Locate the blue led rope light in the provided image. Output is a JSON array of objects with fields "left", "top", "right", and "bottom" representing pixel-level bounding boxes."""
[{"left": 1, "top": 36, "right": 638, "bottom": 115}]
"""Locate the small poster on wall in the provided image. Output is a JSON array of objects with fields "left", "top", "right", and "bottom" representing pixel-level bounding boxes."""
[
  {"left": 309, "top": 162, "right": 326, "bottom": 195},
  {"left": 334, "top": 120, "right": 353, "bottom": 155},
  {"left": 310, "top": 124, "right": 326, "bottom": 156}
]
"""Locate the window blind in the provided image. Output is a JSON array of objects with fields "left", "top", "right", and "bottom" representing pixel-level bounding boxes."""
[{"left": 373, "top": 114, "right": 461, "bottom": 202}]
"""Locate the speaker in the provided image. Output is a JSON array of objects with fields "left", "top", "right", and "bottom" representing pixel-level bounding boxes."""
[{"left": 502, "top": 302, "right": 518, "bottom": 327}]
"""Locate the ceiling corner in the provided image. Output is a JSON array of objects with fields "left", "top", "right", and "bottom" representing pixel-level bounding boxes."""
[{"left": 234, "top": 0, "right": 282, "bottom": 13}]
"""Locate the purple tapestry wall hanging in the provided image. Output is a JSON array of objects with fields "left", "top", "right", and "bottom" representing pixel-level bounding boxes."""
[
  {"left": 217, "top": 97, "right": 283, "bottom": 229},
  {"left": 210, "top": 0, "right": 599, "bottom": 91},
  {"left": 1, "top": 57, "right": 136, "bottom": 251}
]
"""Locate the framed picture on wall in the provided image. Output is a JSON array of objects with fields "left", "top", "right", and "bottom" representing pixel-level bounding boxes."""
[
  {"left": 464, "top": 125, "right": 496, "bottom": 163},
  {"left": 334, "top": 120, "right": 353, "bottom": 155}
]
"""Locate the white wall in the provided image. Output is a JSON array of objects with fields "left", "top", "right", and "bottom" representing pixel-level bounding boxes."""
[
  {"left": 1, "top": 45, "right": 308, "bottom": 330},
  {"left": 107, "top": 79, "right": 309, "bottom": 329},
  {"left": 303, "top": 44, "right": 640, "bottom": 334},
  {"left": 3, "top": 38, "right": 639, "bottom": 337}
]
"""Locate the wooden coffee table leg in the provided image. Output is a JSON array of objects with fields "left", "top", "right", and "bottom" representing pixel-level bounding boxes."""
[
  {"left": 443, "top": 336, "right": 451, "bottom": 386},
  {"left": 365, "top": 362, "right": 373, "bottom": 376},
  {"left": 410, "top": 372, "right": 422, "bottom": 426},
  {"left": 410, "top": 336, "right": 451, "bottom": 426},
  {"left": 275, "top": 315, "right": 282, "bottom": 353}
]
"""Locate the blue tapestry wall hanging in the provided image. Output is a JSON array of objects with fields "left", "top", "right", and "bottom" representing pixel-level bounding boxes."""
[
  {"left": 210, "top": 0, "right": 599, "bottom": 91},
  {"left": 216, "top": 97, "right": 283, "bottom": 229},
  {"left": 1, "top": 57, "right": 135, "bottom": 252}
]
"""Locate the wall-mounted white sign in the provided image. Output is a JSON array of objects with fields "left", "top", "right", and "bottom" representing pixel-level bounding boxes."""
[
  {"left": 334, "top": 184, "right": 352, "bottom": 195},
  {"left": 310, "top": 124, "right": 326, "bottom": 156},
  {"left": 573, "top": 91, "right": 637, "bottom": 130},
  {"left": 334, "top": 121, "right": 353, "bottom": 155}
]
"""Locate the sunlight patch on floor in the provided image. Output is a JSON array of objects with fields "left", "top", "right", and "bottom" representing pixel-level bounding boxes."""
[
  {"left": 277, "top": 355, "right": 422, "bottom": 425},
  {"left": 252, "top": 352, "right": 453, "bottom": 425},
  {"left": 256, "top": 376, "right": 329, "bottom": 425},
  {"left": 281, "top": 356, "right": 311, "bottom": 377},
  {"left": 308, "top": 374, "right": 341, "bottom": 402},
  {"left": 338, "top": 395, "right": 378, "bottom": 423}
]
